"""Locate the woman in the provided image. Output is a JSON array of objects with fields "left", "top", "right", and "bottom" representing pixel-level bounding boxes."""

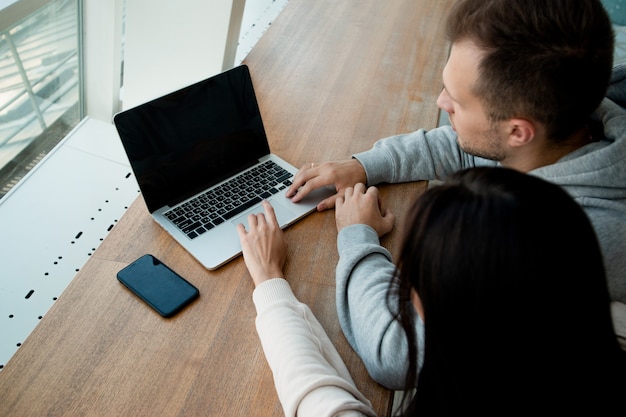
[{"left": 237, "top": 167, "right": 626, "bottom": 416}]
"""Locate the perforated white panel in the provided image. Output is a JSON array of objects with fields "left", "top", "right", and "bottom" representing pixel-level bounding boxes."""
[
  {"left": 0, "top": 118, "right": 140, "bottom": 369},
  {"left": 235, "top": 0, "right": 290, "bottom": 64}
]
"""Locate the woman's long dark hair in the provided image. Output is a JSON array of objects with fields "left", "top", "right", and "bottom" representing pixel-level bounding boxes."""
[{"left": 393, "top": 167, "right": 625, "bottom": 415}]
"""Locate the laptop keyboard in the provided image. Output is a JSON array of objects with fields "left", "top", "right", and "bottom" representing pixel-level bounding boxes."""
[{"left": 163, "top": 160, "right": 293, "bottom": 239}]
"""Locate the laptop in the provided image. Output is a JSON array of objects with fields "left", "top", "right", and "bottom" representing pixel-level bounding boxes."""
[{"left": 113, "top": 64, "right": 333, "bottom": 270}]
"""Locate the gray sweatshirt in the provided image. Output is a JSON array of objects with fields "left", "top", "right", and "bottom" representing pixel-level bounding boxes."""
[{"left": 336, "top": 68, "right": 626, "bottom": 389}]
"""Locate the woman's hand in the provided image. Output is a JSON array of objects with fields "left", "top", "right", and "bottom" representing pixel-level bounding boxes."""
[{"left": 236, "top": 200, "right": 287, "bottom": 287}]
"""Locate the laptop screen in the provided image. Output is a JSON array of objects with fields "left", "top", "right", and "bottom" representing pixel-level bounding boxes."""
[{"left": 114, "top": 65, "right": 270, "bottom": 212}]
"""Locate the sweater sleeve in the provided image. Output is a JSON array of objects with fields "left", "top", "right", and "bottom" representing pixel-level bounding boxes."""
[
  {"left": 335, "top": 224, "right": 424, "bottom": 390},
  {"left": 253, "top": 278, "right": 378, "bottom": 417},
  {"left": 353, "top": 126, "right": 495, "bottom": 185}
]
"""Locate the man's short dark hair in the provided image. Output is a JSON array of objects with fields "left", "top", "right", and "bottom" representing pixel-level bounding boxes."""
[{"left": 446, "top": 0, "right": 615, "bottom": 140}]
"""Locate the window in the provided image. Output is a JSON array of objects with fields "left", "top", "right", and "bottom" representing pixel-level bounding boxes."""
[{"left": 0, "top": 0, "right": 82, "bottom": 199}]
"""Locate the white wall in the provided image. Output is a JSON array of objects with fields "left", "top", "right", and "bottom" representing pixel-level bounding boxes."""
[
  {"left": 83, "top": 0, "right": 124, "bottom": 123},
  {"left": 83, "top": 0, "right": 246, "bottom": 122},
  {"left": 121, "top": 0, "right": 246, "bottom": 110}
]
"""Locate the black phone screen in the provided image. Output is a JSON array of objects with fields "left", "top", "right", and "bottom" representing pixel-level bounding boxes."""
[{"left": 117, "top": 254, "right": 199, "bottom": 317}]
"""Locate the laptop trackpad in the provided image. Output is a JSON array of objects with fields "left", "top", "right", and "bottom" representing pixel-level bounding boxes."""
[{"left": 230, "top": 199, "right": 296, "bottom": 231}]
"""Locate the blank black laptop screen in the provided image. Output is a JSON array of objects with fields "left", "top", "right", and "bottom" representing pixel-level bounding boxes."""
[{"left": 114, "top": 65, "right": 270, "bottom": 213}]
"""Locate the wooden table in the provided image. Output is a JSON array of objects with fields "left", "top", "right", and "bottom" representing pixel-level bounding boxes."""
[{"left": 0, "top": 0, "right": 452, "bottom": 415}]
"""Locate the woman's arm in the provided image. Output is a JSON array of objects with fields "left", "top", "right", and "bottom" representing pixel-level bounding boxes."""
[{"left": 237, "top": 201, "right": 377, "bottom": 417}]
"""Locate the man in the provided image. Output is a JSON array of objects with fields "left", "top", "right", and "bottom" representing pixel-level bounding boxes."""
[{"left": 286, "top": 0, "right": 626, "bottom": 389}]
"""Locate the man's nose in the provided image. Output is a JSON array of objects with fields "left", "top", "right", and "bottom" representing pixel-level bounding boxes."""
[{"left": 436, "top": 88, "right": 452, "bottom": 113}]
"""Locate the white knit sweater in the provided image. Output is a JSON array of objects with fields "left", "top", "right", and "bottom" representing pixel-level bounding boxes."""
[{"left": 253, "top": 278, "right": 378, "bottom": 417}]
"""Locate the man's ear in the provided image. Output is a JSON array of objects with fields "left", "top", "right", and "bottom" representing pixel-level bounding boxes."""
[{"left": 506, "top": 118, "right": 536, "bottom": 147}]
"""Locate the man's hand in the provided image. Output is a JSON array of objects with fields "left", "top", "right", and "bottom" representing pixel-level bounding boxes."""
[
  {"left": 335, "top": 183, "right": 395, "bottom": 237},
  {"left": 286, "top": 159, "right": 367, "bottom": 211},
  {"left": 236, "top": 201, "right": 287, "bottom": 287}
]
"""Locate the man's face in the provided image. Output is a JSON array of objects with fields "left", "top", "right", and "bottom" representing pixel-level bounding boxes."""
[{"left": 436, "top": 41, "right": 506, "bottom": 161}]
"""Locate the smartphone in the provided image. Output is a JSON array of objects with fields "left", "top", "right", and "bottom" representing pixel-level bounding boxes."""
[{"left": 117, "top": 254, "right": 199, "bottom": 317}]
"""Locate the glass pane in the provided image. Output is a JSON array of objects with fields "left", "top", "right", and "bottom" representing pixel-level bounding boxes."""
[{"left": 0, "top": 0, "right": 81, "bottom": 199}]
